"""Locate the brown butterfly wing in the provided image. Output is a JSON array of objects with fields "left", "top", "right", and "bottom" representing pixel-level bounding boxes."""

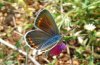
[
  {"left": 25, "top": 30, "right": 52, "bottom": 49},
  {"left": 34, "top": 9, "right": 59, "bottom": 36}
]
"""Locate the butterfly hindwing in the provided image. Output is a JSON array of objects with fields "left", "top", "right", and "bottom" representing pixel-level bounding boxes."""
[{"left": 25, "top": 30, "right": 52, "bottom": 49}]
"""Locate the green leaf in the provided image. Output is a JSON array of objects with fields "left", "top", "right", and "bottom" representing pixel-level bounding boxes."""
[
  {"left": 0, "top": 3, "right": 4, "bottom": 9},
  {"left": 64, "top": 36, "right": 76, "bottom": 41},
  {"left": 48, "top": 59, "right": 57, "bottom": 65},
  {"left": 15, "top": 38, "right": 23, "bottom": 48},
  {"left": 0, "top": 51, "right": 4, "bottom": 58},
  {"left": 4, "top": 61, "right": 13, "bottom": 65},
  {"left": 88, "top": 55, "right": 94, "bottom": 65},
  {"left": 24, "top": 24, "right": 33, "bottom": 30}
]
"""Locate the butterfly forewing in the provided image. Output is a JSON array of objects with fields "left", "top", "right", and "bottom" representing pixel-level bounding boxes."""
[{"left": 35, "top": 9, "right": 59, "bottom": 35}]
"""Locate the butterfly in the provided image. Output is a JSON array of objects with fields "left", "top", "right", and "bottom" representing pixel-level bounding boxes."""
[{"left": 24, "top": 9, "right": 66, "bottom": 56}]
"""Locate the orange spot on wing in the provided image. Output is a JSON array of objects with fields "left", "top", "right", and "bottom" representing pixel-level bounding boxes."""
[
  {"left": 38, "top": 15, "right": 52, "bottom": 32},
  {"left": 27, "top": 36, "right": 38, "bottom": 48}
]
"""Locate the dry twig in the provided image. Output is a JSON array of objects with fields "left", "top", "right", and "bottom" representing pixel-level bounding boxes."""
[{"left": 0, "top": 38, "right": 40, "bottom": 65}]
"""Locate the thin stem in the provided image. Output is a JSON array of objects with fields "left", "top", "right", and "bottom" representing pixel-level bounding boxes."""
[{"left": 0, "top": 38, "right": 40, "bottom": 65}]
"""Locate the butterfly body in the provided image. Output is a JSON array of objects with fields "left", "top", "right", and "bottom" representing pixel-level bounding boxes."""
[{"left": 39, "top": 35, "right": 62, "bottom": 51}]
